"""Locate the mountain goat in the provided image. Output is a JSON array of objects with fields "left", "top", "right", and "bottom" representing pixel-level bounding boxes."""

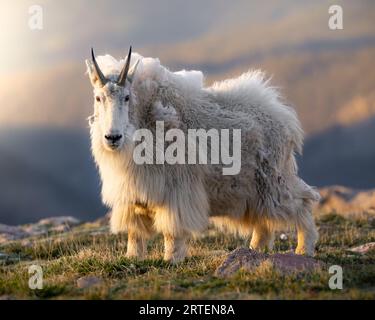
[{"left": 86, "top": 47, "right": 320, "bottom": 263}]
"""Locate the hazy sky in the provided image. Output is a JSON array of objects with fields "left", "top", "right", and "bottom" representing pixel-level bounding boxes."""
[
  {"left": 0, "top": 0, "right": 316, "bottom": 74},
  {"left": 0, "top": 1, "right": 374, "bottom": 225}
]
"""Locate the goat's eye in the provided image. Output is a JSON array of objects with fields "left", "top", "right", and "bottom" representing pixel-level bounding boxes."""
[
  {"left": 125, "top": 95, "right": 130, "bottom": 102},
  {"left": 95, "top": 96, "right": 101, "bottom": 102}
]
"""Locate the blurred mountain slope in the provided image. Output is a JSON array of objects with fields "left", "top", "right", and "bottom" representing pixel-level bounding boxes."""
[
  {"left": 299, "top": 116, "right": 375, "bottom": 188},
  {"left": 0, "top": 127, "right": 105, "bottom": 225}
]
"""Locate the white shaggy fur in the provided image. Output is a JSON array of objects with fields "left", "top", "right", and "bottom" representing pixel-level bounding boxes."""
[{"left": 86, "top": 52, "right": 320, "bottom": 262}]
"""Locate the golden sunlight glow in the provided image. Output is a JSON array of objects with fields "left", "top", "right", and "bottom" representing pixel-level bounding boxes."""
[{"left": 0, "top": 1, "right": 51, "bottom": 74}]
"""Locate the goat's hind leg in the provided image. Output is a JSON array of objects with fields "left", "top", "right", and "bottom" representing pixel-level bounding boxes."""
[
  {"left": 163, "top": 233, "right": 188, "bottom": 263},
  {"left": 295, "top": 208, "right": 318, "bottom": 256},
  {"left": 250, "top": 221, "right": 274, "bottom": 253}
]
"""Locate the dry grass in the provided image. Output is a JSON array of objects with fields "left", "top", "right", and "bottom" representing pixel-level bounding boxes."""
[{"left": 0, "top": 212, "right": 374, "bottom": 299}]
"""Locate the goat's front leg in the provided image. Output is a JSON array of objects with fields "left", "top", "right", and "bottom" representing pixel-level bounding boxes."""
[
  {"left": 126, "top": 229, "right": 148, "bottom": 259},
  {"left": 163, "top": 233, "right": 188, "bottom": 263}
]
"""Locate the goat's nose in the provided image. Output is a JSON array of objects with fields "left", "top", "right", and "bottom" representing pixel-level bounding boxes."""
[{"left": 105, "top": 134, "right": 122, "bottom": 143}]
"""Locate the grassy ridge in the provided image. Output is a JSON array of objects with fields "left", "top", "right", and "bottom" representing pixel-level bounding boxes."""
[{"left": 0, "top": 213, "right": 374, "bottom": 299}]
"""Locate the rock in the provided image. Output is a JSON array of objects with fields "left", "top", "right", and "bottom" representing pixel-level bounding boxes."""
[
  {"left": 0, "top": 224, "right": 22, "bottom": 234},
  {"left": 50, "top": 224, "right": 70, "bottom": 233},
  {"left": 22, "top": 224, "right": 48, "bottom": 236},
  {"left": 215, "top": 248, "right": 322, "bottom": 277},
  {"left": 318, "top": 186, "right": 375, "bottom": 215},
  {"left": 215, "top": 248, "right": 263, "bottom": 277},
  {"left": 0, "top": 234, "right": 23, "bottom": 244},
  {"left": 270, "top": 253, "right": 322, "bottom": 273},
  {"left": 348, "top": 242, "right": 375, "bottom": 254},
  {"left": 0, "top": 224, "right": 28, "bottom": 243},
  {"left": 38, "top": 216, "right": 80, "bottom": 227},
  {"left": 0, "top": 216, "right": 81, "bottom": 244},
  {"left": 76, "top": 276, "right": 102, "bottom": 289}
]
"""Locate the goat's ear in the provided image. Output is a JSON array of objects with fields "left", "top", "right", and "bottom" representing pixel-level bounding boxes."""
[{"left": 85, "top": 59, "right": 100, "bottom": 87}]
